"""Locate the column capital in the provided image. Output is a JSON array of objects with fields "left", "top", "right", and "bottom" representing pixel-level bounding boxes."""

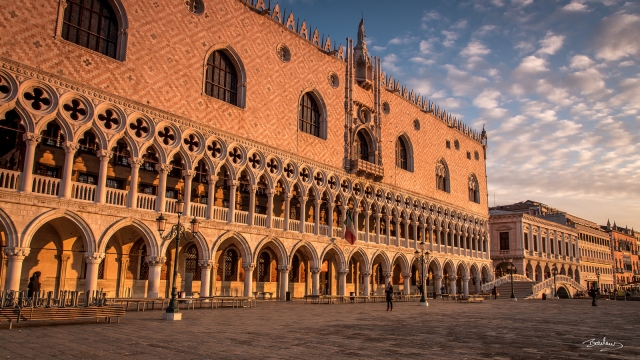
[
  {"left": 84, "top": 252, "right": 105, "bottom": 264},
  {"left": 310, "top": 268, "right": 321, "bottom": 274},
  {"left": 3, "top": 247, "right": 30, "bottom": 258},
  {"left": 62, "top": 141, "right": 81, "bottom": 153},
  {"left": 314, "top": 199, "right": 322, "bottom": 206},
  {"left": 462, "top": 276, "right": 470, "bottom": 281},
  {"left": 249, "top": 184, "right": 257, "bottom": 192},
  {"left": 228, "top": 180, "right": 239, "bottom": 187},
  {"left": 266, "top": 189, "right": 275, "bottom": 196},
  {"left": 155, "top": 163, "right": 173, "bottom": 172},
  {"left": 182, "top": 169, "right": 196, "bottom": 178},
  {"left": 97, "top": 149, "right": 112, "bottom": 159},
  {"left": 375, "top": 213, "right": 381, "bottom": 218},
  {"left": 284, "top": 193, "right": 292, "bottom": 200},
  {"left": 448, "top": 275, "right": 456, "bottom": 281},
  {"left": 402, "top": 272, "right": 411, "bottom": 279},
  {"left": 128, "top": 157, "right": 145, "bottom": 166},
  {"left": 337, "top": 269, "right": 349, "bottom": 275},
  {"left": 242, "top": 262, "right": 255, "bottom": 271},
  {"left": 146, "top": 256, "right": 167, "bottom": 266},
  {"left": 277, "top": 265, "right": 292, "bottom": 272},
  {"left": 361, "top": 271, "right": 371, "bottom": 276},
  {"left": 382, "top": 271, "right": 392, "bottom": 277},
  {"left": 207, "top": 174, "right": 219, "bottom": 183},
  {"left": 433, "top": 274, "right": 443, "bottom": 280},
  {"left": 199, "top": 260, "right": 215, "bottom": 269},
  {"left": 298, "top": 196, "right": 308, "bottom": 202},
  {"left": 22, "top": 132, "right": 42, "bottom": 144}
]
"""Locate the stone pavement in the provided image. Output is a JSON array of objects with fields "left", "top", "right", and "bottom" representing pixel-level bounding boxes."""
[{"left": 0, "top": 298, "right": 638, "bottom": 359}]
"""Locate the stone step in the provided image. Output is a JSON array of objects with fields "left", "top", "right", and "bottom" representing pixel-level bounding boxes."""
[{"left": 495, "top": 281, "right": 533, "bottom": 299}]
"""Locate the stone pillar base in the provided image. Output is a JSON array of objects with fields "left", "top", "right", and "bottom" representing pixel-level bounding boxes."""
[
  {"left": 419, "top": 301, "right": 429, "bottom": 307},
  {"left": 163, "top": 312, "right": 182, "bottom": 321}
]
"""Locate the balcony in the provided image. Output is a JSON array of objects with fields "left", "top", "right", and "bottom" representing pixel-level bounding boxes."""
[{"left": 351, "top": 159, "right": 383, "bottom": 180}]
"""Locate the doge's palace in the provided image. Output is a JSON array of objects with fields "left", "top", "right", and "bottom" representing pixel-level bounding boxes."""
[{"left": 0, "top": 0, "right": 491, "bottom": 300}]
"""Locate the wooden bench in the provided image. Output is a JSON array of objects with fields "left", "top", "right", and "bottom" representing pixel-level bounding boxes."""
[{"left": 0, "top": 306, "right": 126, "bottom": 329}]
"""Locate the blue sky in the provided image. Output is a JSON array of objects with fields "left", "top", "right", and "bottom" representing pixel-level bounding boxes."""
[{"left": 282, "top": 0, "right": 639, "bottom": 229}]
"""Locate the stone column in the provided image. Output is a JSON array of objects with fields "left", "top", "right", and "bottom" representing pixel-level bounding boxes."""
[
  {"left": 395, "top": 218, "right": 400, "bottom": 247},
  {"left": 364, "top": 210, "right": 370, "bottom": 242},
  {"left": 243, "top": 263, "right": 255, "bottom": 297},
  {"left": 462, "top": 276, "right": 469, "bottom": 297},
  {"left": 385, "top": 216, "right": 391, "bottom": 245},
  {"left": 339, "top": 205, "right": 347, "bottom": 229},
  {"left": 84, "top": 252, "right": 105, "bottom": 295},
  {"left": 436, "top": 227, "right": 442, "bottom": 253},
  {"left": 298, "top": 196, "right": 307, "bottom": 233},
  {"left": 311, "top": 268, "right": 320, "bottom": 296},
  {"left": 475, "top": 276, "right": 481, "bottom": 294},
  {"left": 60, "top": 142, "right": 80, "bottom": 198},
  {"left": 283, "top": 193, "right": 291, "bottom": 231},
  {"left": 327, "top": 202, "right": 334, "bottom": 237},
  {"left": 383, "top": 271, "right": 391, "bottom": 287},
  {"left": 352, "top": 207, "right": 359, "bottom": 241},
  {"left": 211, "top": 265, "right": 218, "bottom": 296},
  {"left": 402, "top": 273, "right": 411, "bottom": 294},
  {"left": 198, "top": 260, "right": 213, "bottom": 298},
  {"left": 206, "top": 175, "right": 218, "bottom": 220},
  {"left": 155, "top": 164, "right": 170, "bottom": 212},
  {"left": 266, "top": 189, "right": 274, "bottom": 228},
  {"left": 182, "top": 170, "right": 195, "bottom": 216},
  {"left": 227, "top": 180, "right": 238, "bottom": 223},
  {"left": 434, "top": 274, "right": 442, "bottom": 295},
  {"left": 449, "top": 275, "right": 457, "bottom": 295},
  {"left": 314, "top": 199, "right": 321, "bottom": 235},
  {"left": 429, "top": 226, "right": 434, "bottom": 252},
  {"left": 404, "top": 220, "right": 410, "bottom": 248},
  {"left": 362, "top": 271, "right": 371, "bottom": 296},
  {"left": 375, "top": 213, "right": 381, "bottom": 244},
  {"left": 95, "top": 150, "right": 112, "bottom": 204},
  {"left": 146, "top": 256, "right": 166, "bottom": 298},
  {"left": 20, "top": 133, "right": 41, "bottom": 193},
  {"left": 3, "top": 248, "right": 29, "bottom": 291},
  {"left": 57, "top": 253, "right": 71, "bottom": 291},
  {"left": 247, "top": 185, "right": 256, "bottom": 226},
  {"left": 338, "top": 269, "right": 348, "bottom": 296},
  {"left": 127, "top": 157, "right": 144, "bottom": 208},
  {"left": 413, "top": 222, "right": 418, "bottom": 249},
  {"left": 278, "top": 265, "right": 290, "bottom": 301}
]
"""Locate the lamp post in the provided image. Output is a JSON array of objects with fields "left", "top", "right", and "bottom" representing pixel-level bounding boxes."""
[
  {"left": 595, "top": 268, "right": 601, "bottom": 293},
  {"left": 506, "top": 262, "right": 517, "bottom": 301},
  {"left": 156, "top": 198, "right": 200, "bottom": 321},
  {"left": 414, "top": 240, "right": 429, "bottom": 307},
  {"left": 551, "top": 264, "right": 558, "bottom": 299}
]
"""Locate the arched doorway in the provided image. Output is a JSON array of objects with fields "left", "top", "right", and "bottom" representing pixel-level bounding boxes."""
[
  {"left": 370, "top": 252, "right": 389, "bottom": 295},
  {"left": 320, "top": 247, "right": 343, "bottom": 295}
]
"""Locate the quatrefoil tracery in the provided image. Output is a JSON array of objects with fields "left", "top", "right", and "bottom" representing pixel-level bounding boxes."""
[
  {"left": 328, "top": 176, "right": 337, "bottom": 190},
  {"left": 248, "top": 153, "right": 261, "bottom": 169},
  {"left": 23, "top": 88, "right": 51, "bottom": 111},
  {"left": 313, "top": 173, "right": 323, "bottom": 186},
  {"left": 283, "top": 163, "right": 294, "bottom": 179},
  {"left": 184, "top": 134, "right": 200, "bottom": 152},
  {"left": 229, "top": 147, "right": 242, "bottom": 164},
  {"left": 157, "top": 126, "right": 175, "bottom": 145},
  {"left": 207, "top": 140, "right": 222, "bottom": 158},
  {"left": 0, "top": 78, "right": 10, "bottom": 94},
  {"left": 98, "top": 109, "right": 120, "bottom": 130},
  {"left": 129, "top": 118, "right": 149, "bottom": 138},
  {"left": 340, "top": 180, "right": 349, "bottom": 193},
  {"left": 62, "top": 99, "right": 87, "bottom": 121},
  {"left": 266, "top": 158, "right": 278, "bottom": 174},
  {"left": 300, "top": 168, "right": 310, "bottom": 183}
]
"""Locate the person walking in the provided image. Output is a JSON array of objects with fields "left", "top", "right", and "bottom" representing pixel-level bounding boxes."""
[
  {"left": 492, "top": 285, "right": 498, "bottom": 299},
  {"left": 27, "top": 271, "right": 41, "bottom": 298},
  {"left": 385, "top": 282, "right": 394, "bottom": 311},
  {"left": 589, "top": 286, "right": 598, "bottom": 306}
]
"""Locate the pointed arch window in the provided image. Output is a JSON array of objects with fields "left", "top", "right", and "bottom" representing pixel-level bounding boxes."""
[
  {"left": 223, "top": 248, "right": 238, "bottom": 281},
  {"left": 435, "top": 159, "right": 450, "bottom": 193},
  {"left": 299, "top": 93, "right": 321, "bottom": 138},
  {"left": 61, "top": 0, "right": 120, "bottom": 59},
  {"left": 185, "top": 245, "right": 201, "bottom": 280},
  {"left": 205, "top": 51, "right": 238, "bottom": 105},
  {"left": 395, "top": 135, "right": 413, "bottom": 172},
  {"left": 356, "top": 131, "right": 370, "bottom": 162},
  {"left": 468, "top": 174, "right": 480, "bottom": 203}
]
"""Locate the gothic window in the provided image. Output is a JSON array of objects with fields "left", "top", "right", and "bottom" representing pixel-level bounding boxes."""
[
  {"left": 169, "top": 154, "right": 184, "bottom": 178},
  {"left": 224, "top": 248, "right": 238, "bottom": 281},
  {"left": 185, "top": 245, "right": 201, "bottom": 280},
  {"left": 356, "top": 131, "right": 369, "bottom": 162},
  {"left": 111, "top": 140, "right": 130, "bottom": 167},
  {"left": 258, "top": 252, "right": 271, "bottom": 282},
  {"left": 41, "top": 122, "right": 65, "bottom": 148},
  {"left": 141, "top": 147, "right": 159, "bottom": 172},
  {"left": 0, "top": 109, "right": 25, "bottom": 171},
  {"left": 205, "top": 51, "right": 238, "bottom": 106},
  {"left": 289, "top": 255, "right": 300, "bottom": 282},
  {"left": 139, "top": 244, "right": 149, "bottom": 280},
  {"left": 299, "top": 93, "right": 321, "bottom": 138},
  {"left": 78, "top": 131, "right": 98, "bottom": 154},
  {"left": 62, "top": 0, "right": 119, "bottom": 59},
  {"left": 468, "top": 174, "right": 480, "bottom": 203},
  {"left": 435, "top": 159, "right": 450, "bottom": 193},
  {"left": 395, "top": 139, "right": 407, "bottom": 171}
]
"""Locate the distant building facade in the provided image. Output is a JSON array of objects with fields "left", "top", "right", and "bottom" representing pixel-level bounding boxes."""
[{"left": 604, "top": 223, "right": 639, "bottom": 289}]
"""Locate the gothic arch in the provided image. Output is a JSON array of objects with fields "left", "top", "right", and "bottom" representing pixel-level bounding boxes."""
[
  {"left": 345, "top": 247, "right": 370, "bottom": 271},
  {"left": 353, "top": 126, "right": 376, "bottom": 163},
  {"left": 211, "top": 231, "right": 252, "bottom": 264},
  {"left": 297, "top": 88, "right": 328, "bottom": 140},
  {"left": 370, "top": 249, "right": 391, "bottom": 273},
  {"left": 98, "top": 217, "right": 160, "bottom": 257},
  {"left": 252, "top": 236, "right": 288, "bottom": 266},
  {"left": 396, "top": 133, "right": 414, "bottom": 172},
  {"left": 391, "top": 252, "right": 410, "bottom": 274},
  {"left": 319, "top": 244, "right": 346, "bottom": 271},
  {"left": 435, "top": 158, "right": 450, "bottom": 193},
  {"left": 202, "top": 44, "right": 247, "bottom": 108},
  {"left": 0, "top": 206, "right": 18, "bottom": 249},
  {"left": 289, "top": 240, "right": 320, "bottom": 269},
  {"left": 21, "top": 209, "right": 97, "bottom": 253}
]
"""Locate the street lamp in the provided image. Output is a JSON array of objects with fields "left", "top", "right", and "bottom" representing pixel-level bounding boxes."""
[
  {"left": 595, "top": 268, "right": 601, "bottom": 293},
  {"left": 551, "top": 264, "right": 558, "bottom": 299},
  {"left": 414, "top": 241, "right": 430, "bottom": 307},
  {"left": 156, "top": 198, "right": 199, "bottom": 321},
  {"left": 506, "top": 262, "right": 517, "bottom": 301}
]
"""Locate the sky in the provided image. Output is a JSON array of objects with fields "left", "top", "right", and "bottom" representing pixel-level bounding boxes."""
[{"left": 278, "top": 0, "right": 640, "bottom": 230}]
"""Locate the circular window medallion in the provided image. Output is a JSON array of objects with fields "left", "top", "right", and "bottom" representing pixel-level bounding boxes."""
[
  {"left": 382, "top": 102, "right": 390, "bottom": 114},
  {"left": 276, "top": 44, "right": 291, "bottom": 63},
  {"left": 328, "top": 72, "right": 339, "bottom": 88},
  {"left": 413, "top": 119, "right": 420, "bottom": 131}
]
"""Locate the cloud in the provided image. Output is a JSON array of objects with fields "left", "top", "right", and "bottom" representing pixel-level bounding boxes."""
[
  {"left": 422, "top": 10, "right": 441, "bottom": 22},
  {"left": 371, "top": 46, "right": 386, "bottom": 52},
  {"left": 473, "top": 89, "right": 501, "bottom": 109},
  {"left": 562, "top": 1, "right": 590, "bottom": 12},
  {"left": 410, "top": 57, "right": 435, "bottom": 66},
  {"left": 511, "top": 0, "right": 533, "bottom": 6},
  {"left": 452, "top": 20, "right": 468, "bottom": 29},
  {"left": 564, "top": 68, "right": 610, "bottom": 97},
  {"left": 419, "top": 40, "right": 433, "bottom": 54},
  {"left": 383, "top": 54, "right": 403, "bottom": 75},
  {"left": 592, "top": 14, "right": 640, "bottom": 61},
  {"left": 441, "top": 30, "right": 459, "bottom": 47},
  {"left": 536, "top": 31, "right": 565, "bottom": 56},
  {"left": 569, "top": 55, "right": 595, "bottom": 69},
  {"left": 460, "top": 40, "right": 491, "bottom": 57},
  {"left": 474, "top": 25, "right": 497, "bottom": 37},
  {"left": 514, "top": 56, "right": 549, "bottom": 75},
  {"left": 618, "top": 60, "right": 635, "bottom": 67},
  {"left": 515, "top": 41, "right": 535, "bottom": 54},
  {"left": 388, "top": 35, "right": 418, "bottom": 46},
  {"left": 444, "top": 65, "right": 489, "bottom": 96}
]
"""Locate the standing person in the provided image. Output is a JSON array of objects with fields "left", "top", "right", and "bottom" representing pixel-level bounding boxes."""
[
  {"left": 492, "top": 285, "right": 498, "bottom": 300},
  {"left": 440, "top": 285, "right": 445, "bottom": 295},
  {"left": 27, "top": 271, "right": 41, "bottom": 298},
  {"left": 589, "top": 286, "right": 598, "bottom": 306},
  {"left": 385, "top": 282, "right": 394, "bottom": 311}
]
